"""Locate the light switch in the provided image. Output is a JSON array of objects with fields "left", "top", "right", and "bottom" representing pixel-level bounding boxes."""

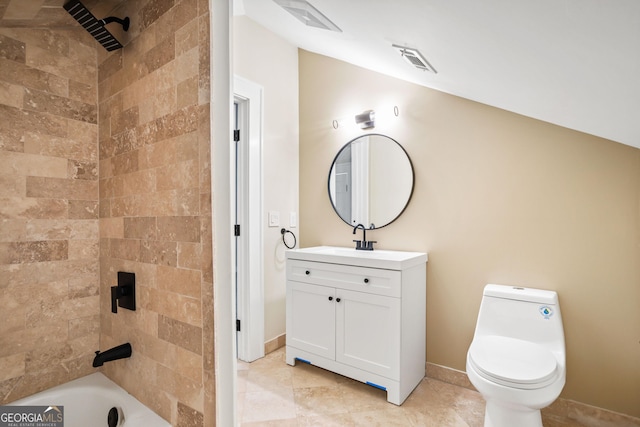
[
  {"left": 290, "top": 212, "right": 297, "bottom": 228},
  {"left": 268, "top": 211, "right": 280, "bottom": 227}
]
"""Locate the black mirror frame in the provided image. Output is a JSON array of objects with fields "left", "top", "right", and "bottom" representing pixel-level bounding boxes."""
[{"left": 327, "top": 133, "right": 415, "bottom": 230}]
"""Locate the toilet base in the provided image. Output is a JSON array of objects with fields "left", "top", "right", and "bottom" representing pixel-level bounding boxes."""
[{"left": 484, "top": 400, "right": 542, "bottom": 427}]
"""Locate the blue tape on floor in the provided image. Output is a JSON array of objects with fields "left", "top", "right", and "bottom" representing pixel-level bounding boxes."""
[{"left": 366, "top": 381, "right": 387, "bottom": 391}]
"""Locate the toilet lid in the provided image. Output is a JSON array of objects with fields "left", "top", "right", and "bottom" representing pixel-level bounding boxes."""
[{"left": 469, "top": 335, "right": 558, "bottom": 389}]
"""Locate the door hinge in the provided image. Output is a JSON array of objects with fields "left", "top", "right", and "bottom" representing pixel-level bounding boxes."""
[
  {"left": 233, "top": 129, "right": 240, "bottom": 142},
  {"left": 234, "top": 224, "right": 240, "bottom": 236},
  {"left": 236, "top": 319, "right": 241, "bottom": 332}
]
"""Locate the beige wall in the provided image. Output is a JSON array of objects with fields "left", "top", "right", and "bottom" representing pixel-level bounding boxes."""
[
  {"left": 233, "top": 16, "right": 299, "bottom": 343},
  {"left": 97, "top": 0, "right": 213, "bottom": 425},
  {"left": 0, "top": 27, "right": 100, "bottom": 403},
  {"left": 299, "top": 50, "right": 640, "bottom": 417}
]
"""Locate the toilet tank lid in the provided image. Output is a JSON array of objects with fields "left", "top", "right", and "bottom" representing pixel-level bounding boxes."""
[{"left": 483, "top": 284, "right": 558, "bottom": 305}]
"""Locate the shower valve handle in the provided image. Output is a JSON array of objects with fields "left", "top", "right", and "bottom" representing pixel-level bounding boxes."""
[
  {"left": 110, "top": 286, "right": 127, "bottom": 313},
  {"left": 111, "top": 272, "right": 136, "bottom": 314}
]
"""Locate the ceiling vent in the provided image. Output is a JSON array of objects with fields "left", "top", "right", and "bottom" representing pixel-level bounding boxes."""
[
  {"left": 392, "top": 45, "right": 437, "bottom": 74},
  {"left": 273, "top": 0, "right": 341, "bottom": 32}
]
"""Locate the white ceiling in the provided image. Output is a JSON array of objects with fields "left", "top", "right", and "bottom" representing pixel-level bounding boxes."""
[{"left": 239, "top": 0, "right": 640, "bottom": 150}]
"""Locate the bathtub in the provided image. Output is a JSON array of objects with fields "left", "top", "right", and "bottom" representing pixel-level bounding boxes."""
[{"left": 9, "top": 373, "right": 170, "bottom": 427}]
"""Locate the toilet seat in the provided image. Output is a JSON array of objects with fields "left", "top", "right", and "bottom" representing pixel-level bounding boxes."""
[{"left": 468, "top": 335, "right": 559, "bottom": 390}]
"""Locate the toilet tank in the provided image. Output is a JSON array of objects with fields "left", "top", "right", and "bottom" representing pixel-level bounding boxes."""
[{"left": 473, "top": 284, "right": 565, "bottom": 354}]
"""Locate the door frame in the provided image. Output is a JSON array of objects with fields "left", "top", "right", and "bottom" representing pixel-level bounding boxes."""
[
  {"left": 211, "top": 2, "right": 235, "bottom": 425},
  {"left": 233, "top": 75, "right": 265, "bottom": 363}
]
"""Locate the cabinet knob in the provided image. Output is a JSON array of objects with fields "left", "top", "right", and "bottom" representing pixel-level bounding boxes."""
[
  {"left": 328, "top": 296, "right": 333, "bottom": 301},
  {"left": 305, "top": 270, "right": 310, "bottom": 275},
  {"left": 336, "top": 298, "right": 341, "bottom": 303},
  {"left": 364, "top": 278, "right": 369, "bottom": 284}
]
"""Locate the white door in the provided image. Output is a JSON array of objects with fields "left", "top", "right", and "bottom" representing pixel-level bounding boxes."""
[
  {"left": 287, "top": 281, "right": 336, "bottom": 359},
  {"left": 350, "top": 136, "right": 370, "bottom": 227},
  {"left": 336, "top": 289, "right": 400, "bottom": 379},
  {"left": 233, "top": 76, "right": 264, "bottom": 362}
]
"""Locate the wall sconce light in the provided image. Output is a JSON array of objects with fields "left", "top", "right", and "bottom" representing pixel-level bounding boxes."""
[
  {"left": 355, "top": 110, "right": 375, "bottom": 129},
  {"left": 332, "top": 106, "right": 398, "bottom": 130}
]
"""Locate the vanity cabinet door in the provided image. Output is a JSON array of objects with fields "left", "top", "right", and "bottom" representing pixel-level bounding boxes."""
[
  {"left": 286, "top": 281, "right": 336, "bottom": 360},
  {"left": 335, "top": 289, "right": 401, "bottom": 380}
]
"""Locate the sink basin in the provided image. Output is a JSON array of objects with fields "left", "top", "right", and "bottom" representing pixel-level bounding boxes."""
[{"left": 286, "top": 246, "right": 427, "bottom": 270}]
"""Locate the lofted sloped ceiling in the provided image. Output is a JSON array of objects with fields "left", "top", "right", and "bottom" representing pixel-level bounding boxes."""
[
  {"left": 240, "top": 0, "right": 640, "bottom": 150},
  {"left": 3, "top": 0, "right": 639, "bottom": 149}
]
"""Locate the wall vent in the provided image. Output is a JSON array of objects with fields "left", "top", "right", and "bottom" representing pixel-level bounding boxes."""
[
  {"left": 274, "top": 0, "right": 341, "bottom": 32},
  {"left": 392, "top": 45, "right": 437, "bottom": 73}
]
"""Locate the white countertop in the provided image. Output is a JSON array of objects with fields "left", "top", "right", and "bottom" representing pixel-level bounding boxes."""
[{"left": 286, "top": 246, "right": 428, "bottom": 270}]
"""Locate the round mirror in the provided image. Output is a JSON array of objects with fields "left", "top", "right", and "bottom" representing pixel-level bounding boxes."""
[{"left": 328, "top": 134, "right": 414, "bottom": 229}]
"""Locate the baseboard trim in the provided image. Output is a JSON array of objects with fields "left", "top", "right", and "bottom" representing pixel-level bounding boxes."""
[
  {"left": 426, "top": 361, "right": 475, "bottom": 390},
  {"left": 425, "top": 362, "right": 640, "bottom": 427},
  {"left": 264, "top": 334, "right": 286, "bottom": 355}
]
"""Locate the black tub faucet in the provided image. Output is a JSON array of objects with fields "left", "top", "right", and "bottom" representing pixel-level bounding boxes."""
[
  {"left": 93, "top": 343, "right": 132, "bottom": 367},
  {"left": 353, "top": 223, "right": 375, "bottom": 251}
]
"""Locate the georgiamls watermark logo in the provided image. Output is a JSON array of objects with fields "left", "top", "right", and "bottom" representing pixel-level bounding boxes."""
[{"left": 0, "top": 405, "right": 64, "bottom": 427}]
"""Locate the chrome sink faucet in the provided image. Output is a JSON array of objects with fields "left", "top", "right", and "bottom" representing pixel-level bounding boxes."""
[{"left": 353, "top": 223, "right": 376, "bottom": 251}]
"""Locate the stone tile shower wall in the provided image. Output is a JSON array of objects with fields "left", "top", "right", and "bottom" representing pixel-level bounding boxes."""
[
  {"left": 0, "top": 1, "right": 212, "bottom": 423},
  {"left": 0, "top": 28, "right": 100, "bottom": 402},
  {"left": 97, "top": 0, "right": 213, "bottom": 426}
]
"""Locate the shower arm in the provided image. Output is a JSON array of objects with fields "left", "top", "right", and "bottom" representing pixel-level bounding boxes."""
[{"left": 100, "top": 16, "right": 130, "bottom": 31}]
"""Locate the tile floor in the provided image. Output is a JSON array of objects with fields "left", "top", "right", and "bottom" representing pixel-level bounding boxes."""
[{"left": 236, "top": 348, "right": 588, "bottom": 426}]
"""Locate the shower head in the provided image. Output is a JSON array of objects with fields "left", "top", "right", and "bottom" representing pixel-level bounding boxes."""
[{"left": 63, "top": 0, "right": 130, "bottom": 51}]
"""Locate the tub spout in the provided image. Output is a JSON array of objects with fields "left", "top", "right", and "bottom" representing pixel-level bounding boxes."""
[{"left": 93, "top": 343, "right": 132, "bottom": 367}]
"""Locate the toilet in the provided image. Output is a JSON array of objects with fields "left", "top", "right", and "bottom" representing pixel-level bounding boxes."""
[{"left": 466, "top": 284, "right": 566, "bottom": 427}]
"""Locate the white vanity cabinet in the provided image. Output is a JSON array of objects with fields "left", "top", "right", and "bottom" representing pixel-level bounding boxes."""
[{"left": 286, "top": 246, "right": 427, "bottom": 405}]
